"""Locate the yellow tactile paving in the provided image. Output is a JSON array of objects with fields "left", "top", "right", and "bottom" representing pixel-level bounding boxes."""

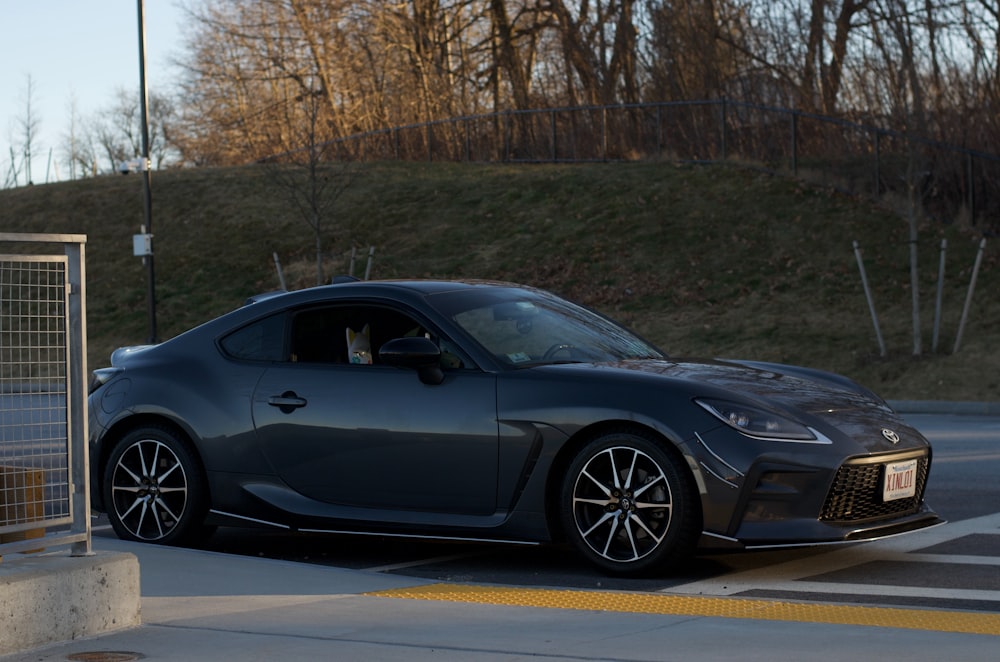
[{"left": 367, "top": 583, "right": 1000, "bottom": 636}]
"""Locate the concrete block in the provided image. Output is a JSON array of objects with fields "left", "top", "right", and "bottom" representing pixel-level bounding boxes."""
[{"left": 0, "top": 551, "right": 141, "bottom": 656}]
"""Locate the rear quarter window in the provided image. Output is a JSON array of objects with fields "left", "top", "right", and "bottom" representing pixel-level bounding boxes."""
[{"left": 219, "top": 314, "right": 286, "bottom": 361}]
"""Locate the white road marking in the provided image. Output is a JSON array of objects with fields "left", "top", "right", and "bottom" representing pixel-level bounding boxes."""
[
  {"left": 667, "top": 512, "right": 1000, "bottom": 597},
  {"left": 365, "top": 553, "right": 484, "bottom": 573},
  {"left": 932, "top": 452, "right": 1000, "bottom": 463}
]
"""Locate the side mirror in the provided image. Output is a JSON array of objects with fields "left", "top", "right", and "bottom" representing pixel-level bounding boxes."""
[{"left": 378, "top": 337, "right": 445, "bottom": 385}]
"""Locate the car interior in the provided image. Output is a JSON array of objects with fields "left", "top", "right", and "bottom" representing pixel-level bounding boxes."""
[{"left": 289, "top": 304, "right": 464, "bottom": 368}]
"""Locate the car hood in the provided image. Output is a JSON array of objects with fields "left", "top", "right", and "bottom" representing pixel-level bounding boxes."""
[
  {"left": 569, "top": 357, "right": 919, "bottom": 450},
  {"left": 623, "top": 358, "right": 887, "bottom": 410}
]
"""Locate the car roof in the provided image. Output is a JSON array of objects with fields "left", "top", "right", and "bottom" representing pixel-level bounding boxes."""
[
  {"left": 109, "top": 279, "right": 537, "bottom": 365},
  {"left": 243, "top": 279, "right": 525, "bottom": 307}
]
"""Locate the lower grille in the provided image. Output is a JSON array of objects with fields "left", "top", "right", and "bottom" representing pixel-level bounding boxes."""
[{"left": 820, "top": 453, "right": 929, "bottom": 522}]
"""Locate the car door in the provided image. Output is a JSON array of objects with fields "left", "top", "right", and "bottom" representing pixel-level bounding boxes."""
[{"left": 250, "top": 303, "right": 500, "bottom": 516}]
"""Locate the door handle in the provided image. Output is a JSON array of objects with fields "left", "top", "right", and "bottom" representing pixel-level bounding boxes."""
[{"left": 268, "top": 391, "right": 307, "bottom": 414}]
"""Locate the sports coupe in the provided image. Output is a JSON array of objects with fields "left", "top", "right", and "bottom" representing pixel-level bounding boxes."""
[{"left": 88, "top": 279, "right": 941, "bottom": 576}]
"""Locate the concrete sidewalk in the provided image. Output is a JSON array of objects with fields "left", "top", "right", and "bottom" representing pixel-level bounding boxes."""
[{"left": 3, "top": 535, "right": 997, "bottom": 662}]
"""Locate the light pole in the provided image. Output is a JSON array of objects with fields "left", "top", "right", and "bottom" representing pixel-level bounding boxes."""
[{"left": 137, "top": 0, "right": 157, "bottom": 343}]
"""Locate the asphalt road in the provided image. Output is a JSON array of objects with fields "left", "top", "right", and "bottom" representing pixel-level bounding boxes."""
[
  {"left": 908, "top": 413, "right": 1000, "bottom": 522},
  {"left": 92, "top": 411, "right": 1000, "bottom": 613}
]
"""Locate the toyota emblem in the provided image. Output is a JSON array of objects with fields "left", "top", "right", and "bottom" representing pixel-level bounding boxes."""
[{"left": 881, "top": 428, "right": 900, "bottom": 444}]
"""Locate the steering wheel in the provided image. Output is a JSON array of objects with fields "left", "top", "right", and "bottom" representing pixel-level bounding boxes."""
[{"left": 543, "top": 343, "right": 576, "bottom": 360}]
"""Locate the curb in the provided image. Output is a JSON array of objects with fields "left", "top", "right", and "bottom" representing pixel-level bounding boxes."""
[{"left": 0, "top": 551, "right": 140, "bottom": 656}]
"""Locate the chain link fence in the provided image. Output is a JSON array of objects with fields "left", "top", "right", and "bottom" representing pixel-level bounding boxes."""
[{"left": 0, "top": 233, "right": 89, "bottom": 558}]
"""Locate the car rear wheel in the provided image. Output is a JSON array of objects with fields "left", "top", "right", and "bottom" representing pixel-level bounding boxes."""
[
  {"left": 560, "top": 428, "right": 699, "bottom": 576},
  {"left": 103, "top": 425, "right": 208, "bottom": 544}
]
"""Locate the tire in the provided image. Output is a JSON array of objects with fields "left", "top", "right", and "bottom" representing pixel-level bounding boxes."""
[
  {"left": 103, "top": 424, "right": 208, "bottom": 545},
  {"left": 559, "top": 428, "right": 699, "bottom": 576}
]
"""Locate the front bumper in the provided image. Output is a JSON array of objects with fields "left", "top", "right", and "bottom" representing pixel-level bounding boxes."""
[{"left": 694, "top": 430, "right": 941, "bottom": 549}]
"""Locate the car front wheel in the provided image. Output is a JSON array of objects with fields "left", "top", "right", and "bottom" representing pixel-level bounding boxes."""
[
  {"left": 103, "top": 424, "right": 207, "bottom": 544},
  {"left": 560, "top": 428, "right": 699, "bottom": 576}
]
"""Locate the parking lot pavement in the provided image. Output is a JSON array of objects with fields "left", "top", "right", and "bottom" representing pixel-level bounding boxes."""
[{"left": 4, "top": 534, "right": 998, "bottom": 662}]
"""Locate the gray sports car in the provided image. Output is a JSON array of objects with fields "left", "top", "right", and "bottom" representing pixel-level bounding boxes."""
[{"left": 88, "top": 279, "right": 941, "bottom": 576}]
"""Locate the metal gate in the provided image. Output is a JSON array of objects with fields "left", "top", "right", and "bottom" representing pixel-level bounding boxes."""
[{"left": 0, "top": 233, "right": 89, "bottom": 557}]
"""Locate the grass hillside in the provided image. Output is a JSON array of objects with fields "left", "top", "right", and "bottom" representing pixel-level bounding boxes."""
[{"left": 1, "top": 160, "right": 996, "bottom": 401}]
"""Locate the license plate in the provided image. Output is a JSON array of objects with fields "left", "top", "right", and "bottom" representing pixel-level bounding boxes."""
[{"left": 883, "top": 459, "right": 918, "bottom": 501}]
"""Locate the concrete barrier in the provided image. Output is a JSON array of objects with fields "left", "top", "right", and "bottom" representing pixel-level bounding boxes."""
[{"left": 0, "top": 551, "right": 141, "bottom": 656}]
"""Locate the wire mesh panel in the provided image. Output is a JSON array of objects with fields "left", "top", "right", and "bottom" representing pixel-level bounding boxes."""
[
  {"left": 0, "top": 257, "right": 71, "bottom": 536},
  {"left": 0, "top": 233, "right": 89, "bottom": 556}
]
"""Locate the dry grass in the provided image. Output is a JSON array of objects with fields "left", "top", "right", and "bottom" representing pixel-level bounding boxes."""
[{"left": 0, "top": 160, "right": 995, "bottom": 401}]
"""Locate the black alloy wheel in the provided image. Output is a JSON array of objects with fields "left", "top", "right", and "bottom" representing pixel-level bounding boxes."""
[
  {"left": 560, "top": 428, "right": 699, "bottom": 576},
  {"left": 103, "top": 424, "right": 207, "bottom": 544}
]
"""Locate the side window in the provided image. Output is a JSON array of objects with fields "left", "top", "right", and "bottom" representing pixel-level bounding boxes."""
[
  {"left": 220, "top": 314, "right": 286, "bottom": 361},
  {"left": 290, "top": 308, "right": 344, "bottom": 363},
  {"left": 288, "top": 304, "right": 469, "bottom": 369}
]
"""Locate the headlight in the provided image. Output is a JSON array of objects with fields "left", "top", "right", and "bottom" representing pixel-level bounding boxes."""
[{"left": 696, "top": 398, "right": 818, "bottom": 441}]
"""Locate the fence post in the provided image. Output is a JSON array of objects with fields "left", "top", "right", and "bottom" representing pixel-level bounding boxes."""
[
  {"left": 853, "top": 240, "right": 887, "bottom": 358},
  {"left": 967, "top": 152, "right": 975, "bottom": 222},
  {"left": 656, "top": 105, "right": 663, "bottom": 157},
  {"left": 932, "top": 239, "right": 946, "bottom": 353},
  {"left": 791, "top": 112, "right": 798, "bottom": 176},
  {"left": 953, "top": 238, "right": 987, "bottom": 354},
  {"left": 364, "top": 246, "right": 376, "bottom": 280},
  {"left": 273, "top": 252, "right": 287, "bottom": 290},
  {"left": 719, "top": 98, "right": 727, "bottom": 160},
  {"left": 601, "top": 106, "right": 608, "bottom": 161},
  {"left": 65, "top": 241, "right": 92, "bottom": 556},
  {"left": 874, "top": 131, "right": 882, "bottom": 197},
  {"left": 504, "top": 111, "right": 511, "bottom": 162},
  {"left": 465, "top": 118, "right": 471, "bottom": 162},
  {"left": 550, "top": 110, "right": 557, "bottom": 162}
]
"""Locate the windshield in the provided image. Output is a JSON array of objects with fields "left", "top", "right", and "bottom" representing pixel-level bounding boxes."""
[{"left": 434, "top": 286, "right": 663, "bottom": 367}]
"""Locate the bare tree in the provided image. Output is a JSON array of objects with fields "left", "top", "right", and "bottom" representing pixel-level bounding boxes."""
[
  {"left": 3, "top": 147, "right": 19, "bottom": 188},
  {"left": 866, "top": 0, "right": 934, "bottom": 355},
  {"left": 359, "top": 1, "right": 494, "bottom": 122},
  {"left": 955, "top": 0, "right": 1000, "bottom": 147},
  {"left": 645, "top": 0, "right": 757, "bottom": 103},
  {"left": 62, "top": 93, "right": 85, "bottom": 180},
  {"left": 486, "top": 0, "right": 545, "bottom": 110},
  {"left": 166, "top": 0, "right": 1000, "bottom": 168},
  {"left": 14, "top": 74, "right": 42, "bottom": 185},
  {"left": 814, "top": 0, "right": 870, "bottom": 114},
  {"left": 543, "top": 0, "right": 641, "bottom": 105},
  {"left": 87, "top": 87, "right": 178, "bottom": 173},
  {"left": 263, "top": 80, "right": 354, "bottom": 286},
  {"left": 4, "top": 121, "right": 22, "bottom": 187}
]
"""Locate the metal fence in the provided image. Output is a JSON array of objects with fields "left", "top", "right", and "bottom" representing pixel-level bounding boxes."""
[
  {"left": 0, "top": 233, "right": 89, "bottom": 557},
  {"left": 323, "top": 100, "right": 1000, "bottom": 232}
]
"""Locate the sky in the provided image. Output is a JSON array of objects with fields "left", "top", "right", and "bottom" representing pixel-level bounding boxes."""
[{"left": 1, "top": 0, "right": 183, "bottom": 184}]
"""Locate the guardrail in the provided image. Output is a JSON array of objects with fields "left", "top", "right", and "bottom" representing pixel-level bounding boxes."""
[{"left": 0, "top": 233, "right": 90, "bottom": 558}]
